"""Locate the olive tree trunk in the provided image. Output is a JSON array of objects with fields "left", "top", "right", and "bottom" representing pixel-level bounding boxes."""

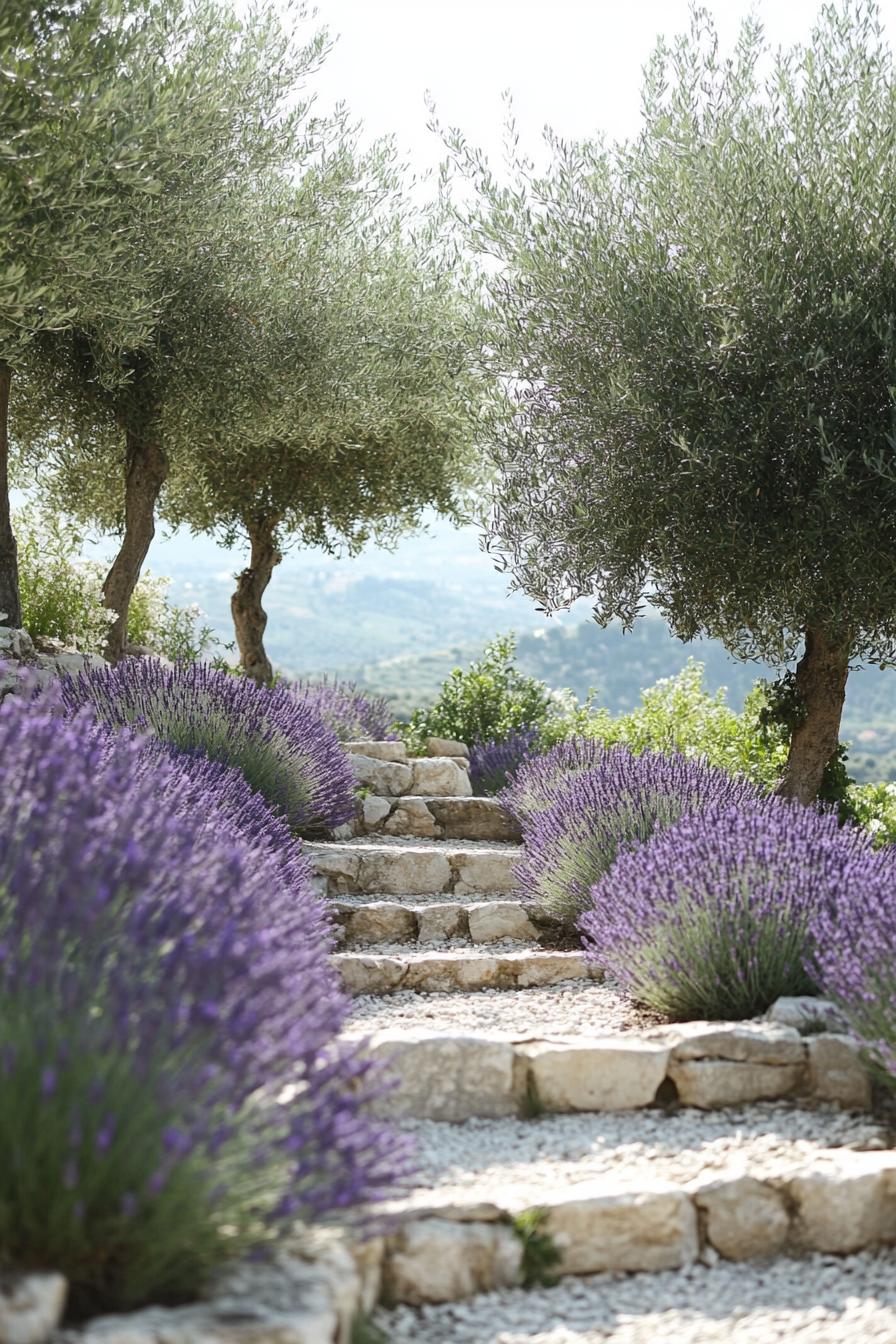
[
  {"left": 231, "top": 518, "right": 281, "bottom": 686},
  {"left": 0, "top": 360, "right": 22, "bottom": 629},
  {"left": 102, "top": 428, "right": 168, "bottom": 663},
  {"left": 774, "top": 627, "right": 850, "bottom": 805}
]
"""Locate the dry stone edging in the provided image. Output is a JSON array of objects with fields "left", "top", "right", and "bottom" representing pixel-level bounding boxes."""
[
  {"left": 347, "top": 1018, "right": 872, "bottom": 1120},
  {"left": 333, "top": 896, "right": 544, "bottom": 948},
  {"left": 347, "top": 753, "right": 471, "bottom": 801},
  {"left": 308, "top": 839, "right": 518, "bottom": 898},
  {"left": 374, "top": 1147, "right": 896, "bottom": 1305},
  {"left": 334, "top": 947, "right": 599, "bottom": 996},
  {"left": 348, "top": 794, "right": 521, "bottom": 842}
]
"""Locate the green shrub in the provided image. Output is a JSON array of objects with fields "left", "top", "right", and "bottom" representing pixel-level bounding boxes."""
[
  {"left": 844, "top": 782, "right": 896, "bottom": 847},
  {"left": 577, "top": 661, "right": 789, "bottom": 789},
  {"left": 401, "top": 634, "right": 558, "bottom": 754},
  {"left": 14, "top": 505, "right": 213, "bottom": 661}
]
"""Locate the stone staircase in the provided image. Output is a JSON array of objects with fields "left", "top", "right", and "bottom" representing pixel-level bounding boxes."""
[{"left": 308, "top": 740, "right": 896, "bottom": 1336}]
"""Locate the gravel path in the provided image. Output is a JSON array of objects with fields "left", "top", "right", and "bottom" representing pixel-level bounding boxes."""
[
  {"left": 388, "top": 1105, "right": 890, "bottom": 1211},
  {"left": 375, "top": 1249, "right": 896, "bottom": 1343},
  {"left": 345, "top": 980, "right": 664, "bottom": 1036}
]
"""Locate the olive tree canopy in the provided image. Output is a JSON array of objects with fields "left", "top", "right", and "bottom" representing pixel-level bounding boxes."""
[
  {"left": 163, "top": 146, "right": 488, "bottom": 683},
  {"left": 447, "top": 1, "right": 896, "bottom": 802}
]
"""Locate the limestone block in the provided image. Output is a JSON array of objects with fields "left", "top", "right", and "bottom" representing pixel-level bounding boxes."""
[
  {"left": 349, "top": 754, "right": 413, "bottom": 797},
  {"left": 342, "top": 902, "right": 418, "bottom": 947},
  {"left": 383, "top": 799, "right": 439, "bottom": 838},
  {"left": 545, "top": 1181, "right": 698, "bottom": 1274},
  {"left": 666, "top": 1021, "right": 806, "bottom": 1065},
  {"left": 0, "top": 1274, "right": 67, "bottom": 1344},
  {"left": 767, "top": 995, "right": 845, "bottom": 1033},
  {"left": 468, "top": 901, "right": 538, "bottom": 943},
  {"left": 808, "top": 1033, "right": 872, "bottom": 1110},
  {"left": 668, "top": 1058, "right": 805, "bottom": 1108},
  {"left": 694, "top": 1174, "right": 790, "bottom": 1261},
  {"left": 405, "top": 954, "right": 503, "bottom": 993},
  {"left": 516, "top": 951, "right": 595, "bottom": 988},
  {"left": 520, "top": 1038, "right": 670, "bottom": 1112},
  {"left": 366, "top": 1031, "right": 519, "bottom": 1120},
  {"left": 453, "top": 849, "right": 517, "bottom": 896},
  {"left": 786, "top": 1151, "right": 896, "bottom": 1253},
  {"left": 427, "top": 797, "right": 522, "bottom": 842},
  {"left": 359, "top": 847, "right": 451, "bottom": 896},
  {"left": 416, "top": 903, "right": 469, "bottom": 943},
  {"left": 305, "top": 845, "right": 361, "bottom": 894},
  {"left": 427, "top": 736, "right": 470, "bottom": 758},
  {"left": 383, "top": 1219, "right": 522, "bottom": 1305},
  {"left": 411, "top": 757, "right": 472, "bottom": 797},
  {"left": 361, "top": 794, "right": 392, "bottom": 830},
  {"left": 334, "top": 954, "right": 406, "bottom": 995},
  {"left": 343, "top": 740, "right": 408, "bottom": 763}
]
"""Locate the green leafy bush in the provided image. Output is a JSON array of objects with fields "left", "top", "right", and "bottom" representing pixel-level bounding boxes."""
[
  {"left": 578, "top": 661, "right": 789, "bottom": 790},
  {"left": 401, "top": 634, "right": 558, "bottom": 754},
  {"left": 14, "top": 505, "right": 213, "bottom": 661},
  {"left": 844, "top": 782, "right": 896, "bottom": 847}
]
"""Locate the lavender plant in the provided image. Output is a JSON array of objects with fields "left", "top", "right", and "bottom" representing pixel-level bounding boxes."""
[
  {"left": 807, "top": 843, "right": 896, "bottom": 1086},
  {"left": 291, "top": 675, "right": 397, "bottom": 743},
  {"left": 582, "top": 800, "right": 879, "bottom": 1020},
  {"left": 516, "top": 746, "right": 763, "bottom": 927},
  {"left": 469, "top": 727, "right": 540, "bottom": 795},
  {"left": 61, "top": 658, "right": 356, "bottom": 836},
  {"left": 501, "top": 736, "right": 608, "bottom": 825},
  {"left": 0, "top": 692, "right": 411, "bottom": 1316}
]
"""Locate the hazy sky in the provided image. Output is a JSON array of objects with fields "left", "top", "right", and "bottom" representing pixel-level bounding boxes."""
[{"left": 306, "top": 0, "right": 885, "bottom": 171}]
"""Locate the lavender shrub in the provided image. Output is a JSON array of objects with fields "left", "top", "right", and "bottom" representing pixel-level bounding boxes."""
[
  {"left": 501, "top": 736, "right": 607, "bottom": 825},
  {"left": 582, "top": 800, "right": 879, "bottom": 1019},
  {"left": 61, "top": 658, "right": 356, "bottom": 836},
  {"left": 516, "top": 746, "right": 763, "bottom": 927},
  {"left": 0, "top": 693, "right": 411, "bottom": 1316},
  {"left": 291, "top": 675, "right": 396, "bottom": 743},
  {"left": 808, "top": 843, "right": 896, "bottom": 1086},
  {"left": 470, "top": 727, "right": 540, "bottom": 795}
]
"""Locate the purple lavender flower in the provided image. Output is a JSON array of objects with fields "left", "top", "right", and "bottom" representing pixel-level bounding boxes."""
[
  {"left": 807, "top": 842, "right": 896, "bottom": 1086},
  {"left": 0, "top": 691, "right": 412, "bottom": 1314},
  {"left": 469, "top": 727, "right": 540, "bottom": 795},
  {"left": 582, "top": 799, "right": 880, "bottom": 1020},
  {"left": 59, "top": 658, "right": 356, "bottom": 836},
  {"left": 290, "top": 676, "right": 396, "bottom": 743},
  {"left": 501, "top": 735, "right": 608, "bottom": 825},
  {"left": 516, "top": 745, "right": 762, "bottom": 926}
]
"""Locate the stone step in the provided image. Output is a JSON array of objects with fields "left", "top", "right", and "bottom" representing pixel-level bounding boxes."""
[
  {"left": 334, "top": 947, "right": 597, "bottom": 996},
  {"left": 349, "top": 752, "right": 471, "bottom": 800},
  {"left": 333, "top": 896, "right": 555, "bottom": 948},
  {"left": 375, "top": 1104, "right": 895, "bottom": 1305},
  {"left": 374, "top": 1249, "right": 896, "bottom": 1341},
  {"left": 308, "top": 838, "right": 519, "bottom": 897},
  {"left": 354, "top": 795, "right": 521, "bottom": 843},
  {"left": 344, "top": 1019, "right": 871, "bottom": 1121}
]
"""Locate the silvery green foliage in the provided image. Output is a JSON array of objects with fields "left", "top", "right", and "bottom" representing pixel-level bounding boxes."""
[
  {"left": 60, "top": 658, "right": 357, "bottom": 836},
  {"left": 447, "top": 3, "right": 896, "bottom": 670}
]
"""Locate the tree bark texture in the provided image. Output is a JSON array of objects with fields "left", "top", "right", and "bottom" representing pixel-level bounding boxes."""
[
  {"left": 102, "top": 429, "right": 168, "bottom": 663},
  {"left": 774, "top": 627, "right": 850, "bottom": 805},
  {"left": 0, "top": 361, "right": 22, "bottom": 629},
  {"left": 231, "top": 518, "right": 281, "bottom": 686}
]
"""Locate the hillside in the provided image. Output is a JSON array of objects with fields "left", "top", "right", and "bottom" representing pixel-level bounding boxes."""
[{"left": 351, "top": 617, "right": 896, "bottom": 785}]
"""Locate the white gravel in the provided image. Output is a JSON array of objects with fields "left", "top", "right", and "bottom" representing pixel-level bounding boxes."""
[
  {"left": 345, "top": 980, "right": 660, "bottom": 1036},
  {"left": 334, "top": 892, "right": 525, "bottom": 907},
  {"left": 375, "top": 1249, "right": 896, "bottom": 1343},
  {"left": 388, "top": 1105, "right": 890, "bottom": 1212},
  {"left": 339, "top": 939, "right": 538, "bottom": 957}
]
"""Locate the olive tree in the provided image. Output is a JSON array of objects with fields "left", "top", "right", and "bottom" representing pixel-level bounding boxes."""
[
  {"left": 165, "top": 153, "right": 486, "bottom": 684},
  {"left": 0, "top": 0, "right": 160, "bottom": 626},
  {"left": 447, "top": 1, "right": 896, "bottom": 803},
  {"left": 14, "top": 0, "right": 328, "bottom": 660}
]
